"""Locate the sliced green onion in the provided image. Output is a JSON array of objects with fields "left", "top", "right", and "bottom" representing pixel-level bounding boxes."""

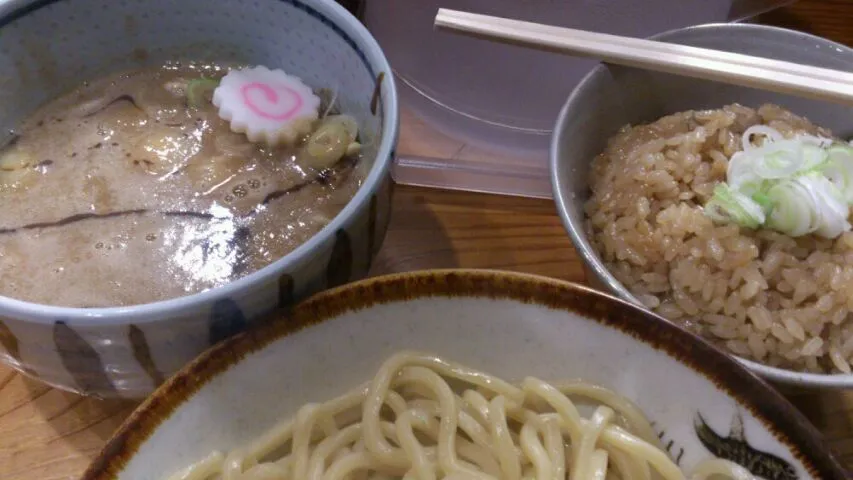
[
  {"left": 299, "top": 114, "right": 360, "bottom": 169},
  {"left": 742, "top": 124, "right": 782, "bottom": 151},
  {"left": 705, "top": 184, "right": 765, "bottom": 229},
  {"left": 705, "top": 125, "right": 852, "bottom": 239},
  {"left": 828, "top": 143, "right": 853, "bottom": 158},
  {"left": 797, "top": 144, "right": 830, "bottom": 173},
  {"left": 804, "top": 173, "right": 850, "bottom": 238},
  {"left": 752, "top": 141, "right": 804, "bottom": 179},
  {"left": 750, "top": 191, "right": 773, "bottom": 210},
  {"left": 764, "top": 174, "right": 849, "bottom": 238},
  {"left": 726, "top": 151, "right": 761, "bottom": 189},
  {"left": 823, "top": 144, "right": 853, "bottom": 204},
  {"left": 187, "top": 77, "right": 220, "bottom": 108},
  {"left": 765, "top": 178, "right": 818, "bottom": 237}
]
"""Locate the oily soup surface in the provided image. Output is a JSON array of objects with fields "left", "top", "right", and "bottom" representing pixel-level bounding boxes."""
[{"left": 0, "top": 62, "right": 364, "bottom": 307}]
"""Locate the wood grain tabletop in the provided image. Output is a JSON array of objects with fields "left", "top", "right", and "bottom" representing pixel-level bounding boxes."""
[{"left": 3, "top": 1, "right": 853, "bottom": 478}]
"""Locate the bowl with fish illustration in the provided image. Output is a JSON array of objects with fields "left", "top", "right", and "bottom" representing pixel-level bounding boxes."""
[
  {"left": 81, "top": 270, "right": 847, "bottom": 480},
  {"left": 0, "top": 0, "right": 397, "bottom": 398}
]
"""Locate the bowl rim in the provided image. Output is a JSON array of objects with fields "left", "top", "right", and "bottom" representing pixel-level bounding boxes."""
[
  {"left": 550, "top": 22, "right": 853, "bottom": 388},
  {"left": 0, "top": 0, "right": 400, "bottom": 324},
  {"left": 80, "top": 269, "right": 847, "bottom": 480}
]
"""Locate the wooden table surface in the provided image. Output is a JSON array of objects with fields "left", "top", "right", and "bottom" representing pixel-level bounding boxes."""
[{"left": 3, "top": 1, "right": 853, "bottom": 478}]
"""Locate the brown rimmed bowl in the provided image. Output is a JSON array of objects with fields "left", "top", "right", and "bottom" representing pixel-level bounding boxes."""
[{"left": 81, "top": 270, "right": 846, "bottom": 479}]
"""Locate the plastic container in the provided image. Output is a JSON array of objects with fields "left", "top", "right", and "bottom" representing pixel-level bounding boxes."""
[{"left": 363, "top": 0, "right": 794, "bottom": 198}]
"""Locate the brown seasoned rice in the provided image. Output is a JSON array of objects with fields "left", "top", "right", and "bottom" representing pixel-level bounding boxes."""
[{"left": 585, "top": 103, "right": 853, "bottom": 374}]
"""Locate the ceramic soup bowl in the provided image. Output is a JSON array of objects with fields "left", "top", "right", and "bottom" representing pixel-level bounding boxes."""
[
  {"left": 0, "top": 0, "right": 398, "bottom": 399},
  {"left": 82, "top": 270, "right": 846, "bottom": 479}
]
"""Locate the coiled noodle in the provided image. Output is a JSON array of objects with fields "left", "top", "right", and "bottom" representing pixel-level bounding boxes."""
[{"left": 166, "top": 352, "right": 758, "bottom": 480}]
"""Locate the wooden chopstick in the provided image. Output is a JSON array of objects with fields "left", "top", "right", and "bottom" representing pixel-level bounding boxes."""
[
  {"left": 434, "top": 8, "right": 853, "bottom": 107},
  {"left": 438, "top": 9, "right": 851, "bottom": 84}
]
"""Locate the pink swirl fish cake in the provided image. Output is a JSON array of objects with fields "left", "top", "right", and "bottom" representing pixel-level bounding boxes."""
[{"left": 213, "top": 66, "right": 321, "bottom": 147}]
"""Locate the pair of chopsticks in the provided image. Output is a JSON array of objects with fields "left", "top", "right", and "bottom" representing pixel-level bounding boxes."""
[{"left": 434, "top": 8, "right": 853, "bottom": 107}]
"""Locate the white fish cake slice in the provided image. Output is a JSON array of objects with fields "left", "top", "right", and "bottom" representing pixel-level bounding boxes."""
[{"left": 213, "top": 66, "right": 320, "bottom": 147}]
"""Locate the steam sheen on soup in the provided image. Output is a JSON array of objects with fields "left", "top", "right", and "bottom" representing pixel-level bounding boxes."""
[{"left": 0, "top": 61, "right": 366, "bottom": 308}]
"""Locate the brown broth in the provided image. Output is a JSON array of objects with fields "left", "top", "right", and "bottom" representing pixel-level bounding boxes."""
[{"left": 0, "top": 61, "right": 363, "bottom": 307}]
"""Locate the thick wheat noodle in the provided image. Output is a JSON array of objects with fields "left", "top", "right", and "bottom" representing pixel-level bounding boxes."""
[
  {"left": 394, "top": 406, "right": 500, "bottom": 477},
  {"left": 487, "top": 395, "right": 520, "bottom": 480},
  {"left": 590, "top": 450, "right": 609, "bottom": 480},
  {"left": 543, "top": 416, "right": 565, "bottom": 480},
  {"left": 362, "top": 355, "right": 523, "bottom": 470},
  {"left": 404, "top": 398, "right": 505, "bottom": 475},
  {"left": 610, "top": 448, "right": 651, "bottom": 480},
  {"left": 166, "top": 351, "right": 760, "bottom": 480},
  {"left": 553, "top": 381, "right": 658, "bottom": 444},
  {"left": 518, "top": 416, "right": 552, "bottom": 479},
  {"left": 577, "top": 406, "right": 614, "bottom": 479}
]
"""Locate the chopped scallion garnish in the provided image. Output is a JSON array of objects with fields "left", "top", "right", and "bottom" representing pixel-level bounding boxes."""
[
  {"left": 705, "top": 126, "right": 853, "bottom": 239},
  {"left": 186, "top": 77, "right": 220, "bottom": 109}
]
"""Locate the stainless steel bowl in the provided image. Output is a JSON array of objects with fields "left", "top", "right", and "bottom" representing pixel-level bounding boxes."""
[{"left": 550, "top": 23, "right": 853, "bottom": 388}]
